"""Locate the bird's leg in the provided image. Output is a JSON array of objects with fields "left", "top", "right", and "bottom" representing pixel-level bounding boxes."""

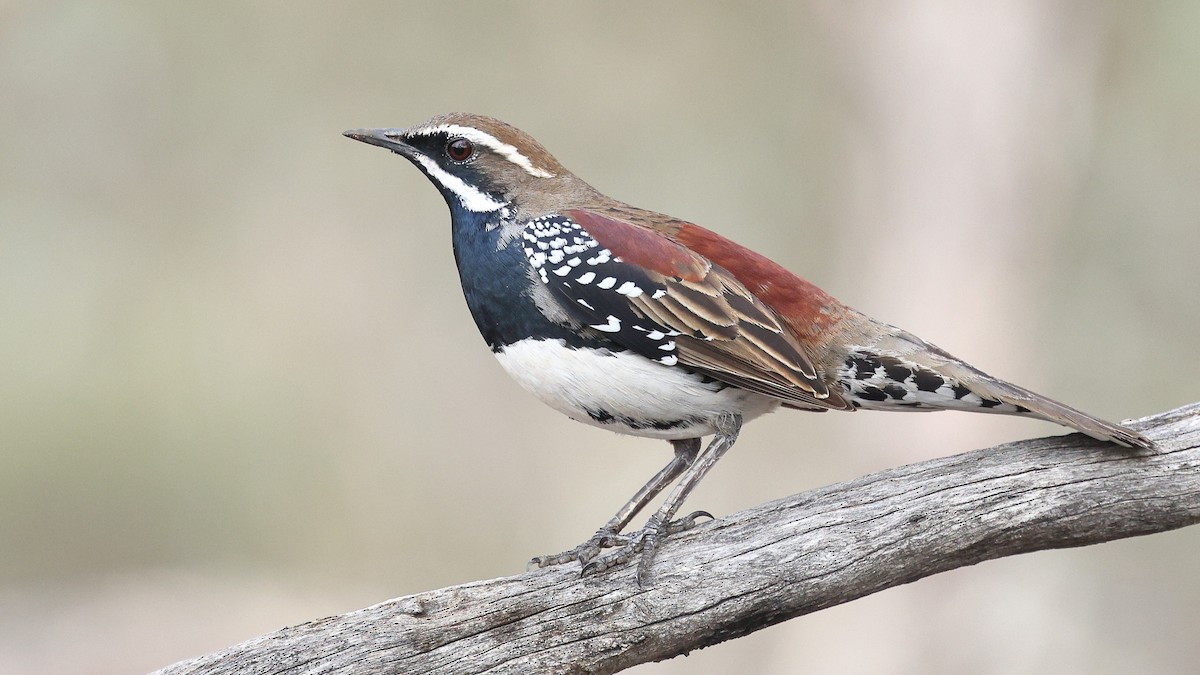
[
  {"left": 583, "top": 413, "right": 743, "bottom": 585},
  {"left": 529, "top": 437, "right": 701, "bottom": 570}
]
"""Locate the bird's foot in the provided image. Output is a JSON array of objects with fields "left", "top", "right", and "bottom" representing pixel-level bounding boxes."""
[
  {"left": 576, "top": 510, "right": 712, "bottom": 586},
  {"left": 527, "top": 525, "right": 631, "bottom": 571},
  {"left": 528, "top": 511, "right": 713, "bottom": 582}
]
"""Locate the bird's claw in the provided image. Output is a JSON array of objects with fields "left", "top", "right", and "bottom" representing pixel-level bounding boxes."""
[
  {"left": 671, "top": 510, "right": 715, "bottom": 531},
  {"left": 527, "top": 526, "right": 630, "bottom": 571},
  {"left": 575, "top": 510, "right": 716, "bottom": 584}
]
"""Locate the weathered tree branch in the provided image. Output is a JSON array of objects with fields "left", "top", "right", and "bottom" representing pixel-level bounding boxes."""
[{"left": 154, "top": 402, "right": 1200, "bottom": 675}]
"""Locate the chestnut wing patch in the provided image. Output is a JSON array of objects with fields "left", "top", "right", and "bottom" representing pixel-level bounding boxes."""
[{"left": 521, "top": 210, "right": 850, "bottom": 411}]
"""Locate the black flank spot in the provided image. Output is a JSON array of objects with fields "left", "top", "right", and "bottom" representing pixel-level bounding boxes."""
[
  {"left": 621, "top": 415, "right": 688, "bottom": 431},
  {"left": 979, "top": 398, "right": 1001, "bottom": 409},
  {"left": 1015, "top": 405, "right": 1031, "bottom": 414},
  {"left": 856, "top": 386, "right": 888, "bottom": 402},
  {"left": 952, "top": 383, "right": 973, "bottom": 399},
  {"left": 882, "top": 383, "right": 910, "bottom": 400},
  {"left": 585, "top": 408, "right": 614, "bottom": 423},
  {"left": 883, "top": 363, "right": 912, "bottom": 382},
  {"left": 850, "top": 356, "right": 878, "bottom": 380},
  {"left": 912, "top": 369, "right": 945, "bottom": 392}
]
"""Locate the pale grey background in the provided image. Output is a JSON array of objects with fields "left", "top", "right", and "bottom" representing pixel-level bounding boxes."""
[{"left": 2, "top": 2, "right": 1198, "bottom": 673}]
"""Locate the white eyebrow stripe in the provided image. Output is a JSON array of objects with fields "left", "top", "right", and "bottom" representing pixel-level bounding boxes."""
[
  {"left": 412, "top": 154, "right": 506, "bottom": 213},
  {"left": 408, "top": 124, "right": 556, "bottom": 178}
]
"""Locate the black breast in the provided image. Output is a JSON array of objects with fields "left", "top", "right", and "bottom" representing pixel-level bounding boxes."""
[{"left": 450, "top": 212, "right": 618, "bottom": 353}]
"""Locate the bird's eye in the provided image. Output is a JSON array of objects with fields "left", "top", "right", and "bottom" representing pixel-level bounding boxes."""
[{"left": 446, "top": 137, "right": 475, "bottom": 162}]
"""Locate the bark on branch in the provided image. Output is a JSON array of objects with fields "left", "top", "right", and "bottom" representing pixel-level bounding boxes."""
[{"left": 153, "top": 402, "right": 1200, "bottom": 675}]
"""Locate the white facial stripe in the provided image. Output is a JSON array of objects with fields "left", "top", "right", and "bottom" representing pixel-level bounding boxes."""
[
  {"left": 409, "top": 124, "right": 556, "bottom": 178},
  {"left": 413, "top": 155, "right": 506, "bottom": 213}
]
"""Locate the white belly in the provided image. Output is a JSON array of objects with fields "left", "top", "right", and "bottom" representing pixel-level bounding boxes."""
[{"left": 493, "top": 338, "right": 780, "bottom": 439}]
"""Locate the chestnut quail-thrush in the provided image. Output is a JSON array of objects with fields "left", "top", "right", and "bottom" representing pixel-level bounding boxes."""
[{"left": 344, "top": 113, "right": 1154, "bottom": 583}]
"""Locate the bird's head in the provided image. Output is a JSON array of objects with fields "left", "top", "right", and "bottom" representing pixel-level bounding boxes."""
[{"left": 345, "top": 113, "right": 593, "bottom": 217}]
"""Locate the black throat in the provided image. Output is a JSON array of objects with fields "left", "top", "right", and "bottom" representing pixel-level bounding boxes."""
[{"left": 448, "top": 207, "right": 613, "bottom": 353}]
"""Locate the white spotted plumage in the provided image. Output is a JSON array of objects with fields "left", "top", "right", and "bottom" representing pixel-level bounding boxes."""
[
  {"left": 591, "top": 315, "right": 622, "bottom": 332},
  {"left": 616, "top": 281, "right": 643, "bottom": 297},
  {"left": 519, "top": 214, "right": 682, "bottom": 366}
]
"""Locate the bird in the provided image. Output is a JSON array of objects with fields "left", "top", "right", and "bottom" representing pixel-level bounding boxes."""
[{"left": 343, "top": 113, "right": 1155, "bottom": 583}]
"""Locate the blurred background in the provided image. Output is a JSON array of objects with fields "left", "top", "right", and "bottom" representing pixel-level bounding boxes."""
[{"left": 2, "top": 2, "right": 1198, "bottom": 673}]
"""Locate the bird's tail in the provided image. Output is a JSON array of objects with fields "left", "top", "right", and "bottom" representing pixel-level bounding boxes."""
[
  {"left": 838, "top": 328, "right": 1156, "bottom": 451},
  {"left": 953, "top": 368, "right": 1155, "bottom": 451}
]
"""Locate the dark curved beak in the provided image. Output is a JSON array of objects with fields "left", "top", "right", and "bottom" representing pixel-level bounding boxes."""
[{"left": 343, "top": 128, "right": 414, "bottom": 156}]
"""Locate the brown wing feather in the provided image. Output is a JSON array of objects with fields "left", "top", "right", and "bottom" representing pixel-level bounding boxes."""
[
  {"left": 670, "top": 221, "right": 849, "bottom": 343},
  {"left": 565, "top": 208, "right": 852, "bottom": 411}
]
